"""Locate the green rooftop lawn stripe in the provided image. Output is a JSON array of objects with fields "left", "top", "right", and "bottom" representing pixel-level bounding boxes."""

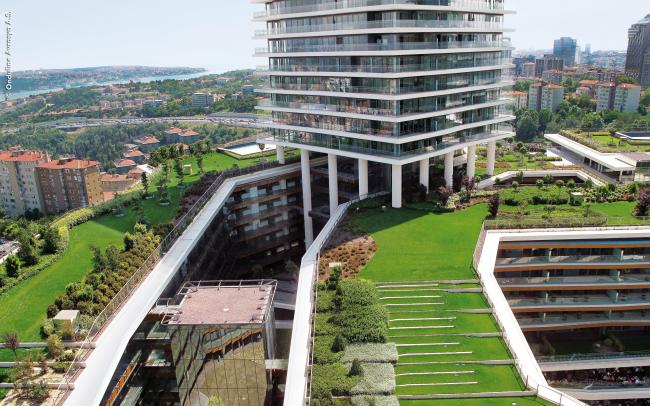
[
  {"left": 396, "top": 338, "right": 511, "bottom": 360},
  {"left": 399, "top": 397, "right": 553, "bottom": 405},
  {"left": 395, "top": 365, "right": 524, "bottom": 395},
  {"left": 353, "top": 205, "right": 487, "bottom": 282},
  {"left": 390, "top": 313, "right": 498, "bottom": 330}
]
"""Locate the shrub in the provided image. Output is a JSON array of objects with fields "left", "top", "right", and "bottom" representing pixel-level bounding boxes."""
[
  {"left": 349, "top": 359, "right": 363, "bottom": 377},
  {"left": 341, "top": 343, "right": 398, "bottom": 364},
  {"left": 331, "top": 334, "right": 347, "bottom": 353},
  {"left": 335, "top": 280, "right": 378, "bottom": 309},
  {"left": 46, "top": 334, "right": 64, "bottom": 359},
  {"left": 315, "top": 313, "right": 342, "bottom": 336},
  {"left": 331, "top": 305, "right": 388, "bottom": 344},
  {"left": 488, "top": 193, "right": 500, "bottom": 217},
  {"left": 350, "top": 363, "right": 396, "bottom": 396},
  {"left": 311, "top": 363, "right": 360, "bottom": 398},
  {"left": 313, "top": 336, "right": 343, "bottom": 365},
  {"left": 567, "top": 180, "right": 576, "bottom": 189},
  {"left": 4, "top": 255, "right": 20, "bottom": 278},
  {"left": 351, "top": 396, "right": 400, "bottom": 406},
  {"left": 636, "top": 188, "right": 650, "bottom": 216},
  {"left": 53, "top": 362, "right": 70, "bottom": 373},
  {"left": 316, "top": 290, "right": 335, "bottom": 313},
  {"left": 40, "top": 319, "right": 55, "bottom": 337}
]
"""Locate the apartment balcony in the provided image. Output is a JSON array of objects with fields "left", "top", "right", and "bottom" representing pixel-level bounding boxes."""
[
  {"left": 255, "top": 20, "right": 508, "bottom": 39},
  {"left": 229, "top": 206, "right": 298, "bottom": 227},
  {"left": 227, "top": 187, "right": 298, "bottom": 210},
  {"left": 254, "top": 0, "right": 509, "bottom": 20},
  {"left": 509, "top": 293, "right": 650, "bottom": 313},
  {"left": 499, "top": 274, "right": 650, "bottom": 292},
  {"left": 257, "top": 97, "right": 510, "bottom": 121},
  {"left": 495, "top": 254, "right": 650, "bottom": 272},
  {"left": 262, "top": 126, "right": 512, "bottom": 161},
  {"left": 264, "top": 58, "right": 514, "bottom": 75},
  {"left": 231, "top": 213, "right": 302, "bottom": 243},
  {"left": 516, "top": 312, "right": 650, "bottom": 332},
  {"left": 254, "top": 41, "right": 508, "bottom": 56},
  {"left": 257, "top": 77, "right": 512, "bottom": 98}
]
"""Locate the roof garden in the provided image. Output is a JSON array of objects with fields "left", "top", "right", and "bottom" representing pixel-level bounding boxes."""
[{"left": 311, "top": 204, "right": 553, "bottom": 405}]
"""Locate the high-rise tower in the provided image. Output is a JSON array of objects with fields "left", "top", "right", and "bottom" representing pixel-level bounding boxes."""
[
  {"left": 626, "top": 14, "right": 650, "bottom": 87},
  {"left": 254, "top": 0, "right": 515, "bottom": 242}
]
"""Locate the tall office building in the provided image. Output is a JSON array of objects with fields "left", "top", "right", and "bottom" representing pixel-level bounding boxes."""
[
  {"left": 625, "top": 14, "right": 650, "bottom": 87},
  {"left": 254, "top": 0, "right": 515, "bottom": 242},
  {"left": 553, "top": 37, "right": 578, "bottom": 66},
  {"left": 534, "top": 54, "right": 564, "bottom": 77}
]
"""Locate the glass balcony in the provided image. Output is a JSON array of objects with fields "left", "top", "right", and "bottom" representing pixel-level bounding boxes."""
[
  {"left": 264, "top": 125, "right": 512, "bottom": 158},
  {"left": 517, "top": 312, "right": 650, "bottom": 328},
  {"left": 255, "top": 0, "right": 506, "bottom": 19},
  {"left": 257, "top": 20, "right": 505, "bottom": 37},
  {"left": 255, "top": 40, "right": 506, "bottom": 55},
  {"left": 499, "top": 274, "right": 650, "bottom": 287},
  {"left": 509, "top": 293, "right": 650, "bottom": 308},
  {"left": 496, "top": 254, "right": 650, "bottom": 267},
  {"left": 265, "top": 58, "right": 507, "bottom": 73}
]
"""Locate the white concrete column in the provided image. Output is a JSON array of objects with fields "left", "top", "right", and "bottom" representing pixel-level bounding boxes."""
[
  {"left": 358, "top": 159, "right": 369, "bottom": 199},
  {"left": 419, "top": 158, "right": 430, "bottom": 192},
  {"left": 276, "top": 146, "right": 285, "bottom": 165},
  {"left": 444, "top": 151, "right": 454, "bottom": 188},
  {"left": 391, "top": 164, "right": 402, "bottom": 209},
  {"left": 466, "top": 145, "right": 477, "bottom": 180},
  {"left": 300, "top": 150, "right": 314, "bottom": 247},
  {"left": 328, "top": 154, "right": 339, "bottom": 216},
  {"left": 487, "top": 141, "right": 497, "bottom": 177}
]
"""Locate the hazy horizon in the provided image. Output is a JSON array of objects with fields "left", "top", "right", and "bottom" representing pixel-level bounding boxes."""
[{"left": 1, "top": 0, "right": 647, "bottom": 72}]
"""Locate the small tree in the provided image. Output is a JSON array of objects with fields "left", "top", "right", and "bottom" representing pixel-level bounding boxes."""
[
  {"left": 42, "top": 226, "right": 62, "bottom": 254},
  {"left": 141, "top": 172, "right": 150, "bottom": 198},
  {"left": 197, "top": 154, "right": 205, "bottom": 174},
  {"left": 437, "top": 186, "right": 453, "bottom": 206},
  {"left": 4, "top": 255, "right": 20, "bottom": 278},
  {"left": 46, "top": 334, "right": 64, "bottom": 359},
  {"left": 488, "top": 193, "right": 500, "bottom": 217},
  {"left": 4, "top": 332, "right": 19, "bottom": 359},
  {"left": 174, "top": 158, "right": 185, "bottom": 187},
  {"left": 543, "top": 174, "right": 555, "bottom": 186},
  {"left": 511, "top": 181, "right": 519, "bottom": 192},
  {"left": 349, "top": 359, "right": 363, "bottom": 377},
  {"left": 635, "top": 188, "right": 650, "bottom": 216},
  {"left": 18, "top": 236, "right": 38, "bottom": 266},
  {"left": 331, "top": 334, "right": 346, "bottom": 353},
  {"left": 555, "top": 180, "right": 565, "bottom": 188},
  {"left": 462, "top": 176, "right": 476, "bottom": 192},
  {"left": 536, "top": 179, "right": 544, "bottom": 189},
  {"left": 567, "top": 180, "right": 576, "bottom": 189}
]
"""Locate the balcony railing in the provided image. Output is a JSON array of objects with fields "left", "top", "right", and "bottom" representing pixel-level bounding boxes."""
[
  {"left": 510, "top": 293, "right": 650, "bottom": 308},
  {"left": 255, "top": 0, "right": 507, "bottom": 19},
  {"left": 259, "top": 77, "right": 512, "bottom": 96},
  {"left": 517, "top": 312, "right": 650, "bottom": 327},
  {"left": 496, "top": 254, "right": 650, "bottom": 267},
  {"left": 265, "top": 59, "right": 507, "bottom": 74},
  {"left": 256, "top": 19, "right": 505, "bottom": 37},
  {"left": 255, "top": 40, "right": 507, "bottom": 54},
  {"left": 537, "top": 350, "right": 650, "bottom": 363},
  {"left": 499, "top": 274, "right": 650, "bottom": 287}
]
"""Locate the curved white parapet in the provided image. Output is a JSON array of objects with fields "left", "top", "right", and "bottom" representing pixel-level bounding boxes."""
[{"left": 63, "top": 162, "right": 316, "bottom": 406}]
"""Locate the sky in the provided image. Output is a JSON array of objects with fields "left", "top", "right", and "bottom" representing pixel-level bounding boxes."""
[{"left": 1, "top": 0, "right": 647, "bottom": 72}]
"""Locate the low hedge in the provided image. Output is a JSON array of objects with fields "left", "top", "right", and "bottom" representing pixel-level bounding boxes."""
[
  {"left": 351, "top": 396, "right": 400, "bottom": 406},
  {"left": 341, "top": 343, "right": 398, "bottom": 364},
  {"left": 313, "top": 335, "right": 343, "bottom": 365},
  {"left": 311, "top": 363, "right": 360, "bottom": 399},
  {"left": 350, "top": 363, "right": 396, "bottom": 396},
  {"left": 331, "top": 305, "right": 388, "bottom": 344},
  {"left": 500, "top": 186, "right": 570, "bottom": 206},
  {"left": 335, "top": 280, "right": 378, "bottom": 309}
]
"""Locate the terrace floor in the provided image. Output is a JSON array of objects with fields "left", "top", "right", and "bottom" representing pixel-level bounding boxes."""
[{"left": 349, "top": 205, "right": 551, "bottom": 405}]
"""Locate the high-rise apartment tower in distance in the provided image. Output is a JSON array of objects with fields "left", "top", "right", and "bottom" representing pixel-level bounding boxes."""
[
  {"left": 254, "top": 0, "right": 515, "bottom": 243},
  {"left": 553, "top": 37, "right": 578, "bottom": 66},
  {"left": 625, "top": 14, "right": 650, "bottom": 87}
]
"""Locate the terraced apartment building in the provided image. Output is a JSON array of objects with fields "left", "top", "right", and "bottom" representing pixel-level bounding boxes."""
[{"left": 254, "top": 0, "right": 515, "bottom": 242}]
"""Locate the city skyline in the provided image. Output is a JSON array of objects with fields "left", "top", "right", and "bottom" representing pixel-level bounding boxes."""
[{"left": 0, "top": 0, "right": 647, "bottom": 72}]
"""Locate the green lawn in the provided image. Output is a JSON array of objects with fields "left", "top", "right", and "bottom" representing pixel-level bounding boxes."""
[
  {"left": 353, "top": 205, "right": 487, "bottom": 282},
  {"left": 0, "top": 151, "right": 276, "bottom": 341},
  {"left": 400, "top": 397, "right": 552, "bottom": 406}
]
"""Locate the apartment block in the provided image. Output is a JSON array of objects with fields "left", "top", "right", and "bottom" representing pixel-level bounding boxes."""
[
  {"left": 541, "top": 70, "right": 564, "bottom": 85},
  {"left": 535, "top": 55, "right": 564, "bottom": 77},
  {"left": 596, "top": 83, "right": 642, "bottom": 113},
  {"left": 36, "top": 158, "right": 102, "bottom": 215},
  {"left": 505, "top": 90, "right": 528, "bottom": 109},
  {"left": 0, "top": 147, "right": 49, "bottom": 216},
  {"left": 529, "top": 83, "right": 564, "bottom": 112},
  {"left": 614, "top": 83, "right": 642, "bottom": 113},
  {"left": 191, "top": 93, "right": 215, "bottom": 109},
  {"left": 521, "top": 62, "right": 536, "bottom": 78},
  {"left": 254, "top": 0, "right": 515, "bottom": 242}
]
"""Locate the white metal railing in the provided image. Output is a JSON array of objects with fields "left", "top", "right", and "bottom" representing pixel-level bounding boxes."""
[{"left": 284, "top": 192, "right": 388, "bottom": 406}]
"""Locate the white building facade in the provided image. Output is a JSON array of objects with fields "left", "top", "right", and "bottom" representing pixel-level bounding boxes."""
[{"left": 253, "top": 0, "right": 515, "bottom": 243}]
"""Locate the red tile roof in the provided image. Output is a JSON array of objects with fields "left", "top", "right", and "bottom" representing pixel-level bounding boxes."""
[
  {"left": 115, "top": 159, "right": 136, "bottom": 167},
  {"left": 38, "top": 159, "right": 98, "bottom": 170},
  {"left": 180, "top": 130, "right": 199, "bottom": 137},
  {"left": 0, "top": 148, "right": 49, "bottom": 163},
  {"left": 618, "top": 83, "right": 641, "bottom": 89},
  {"left": 125, "top": 150, "right": 144, "bottom": 157},
  {"left": 165, "top": 127, "right": 183, "bottom": 134},
  {"left": 140, "top": 137, "right": 160, "bottom": 144},
  {"left": 544, "top": 84, "right": 563, "bottom": 89}
]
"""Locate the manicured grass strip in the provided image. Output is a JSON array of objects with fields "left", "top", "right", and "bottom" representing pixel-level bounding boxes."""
[
  {"left": 395, "top": 337, "right": 512, "bottom": 361},
  {"left": 395, "top": 365, "right": 524, "bottom": 395},
  {"left": 389, "top": 313, "right": 500, "bottom": 334},
  {"left": 383, "top": 293, "right": 490, "bottom": 310},
  {"left": 353, "top": 205, "right": 487, "bottom": 282},
  {"left": 399, "top": 396, "right": 552, "bottom": 405},
  {"left": 0, "top": 348, "right": 47, "bottom": 362}
]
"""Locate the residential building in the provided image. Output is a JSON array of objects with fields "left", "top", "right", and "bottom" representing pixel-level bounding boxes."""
[
  {"left": 36, "top": 158, "right": 102, "bottom": 215},
  {"left": 114, "top": 159, "right": 137, "bottom": 174},
  {"left": 575, "top": 86, "right": 591, "bottom": 96},
  {"left": 577, "top": 79, "right": 599, "bottom": 95},
  {"left": 614, "top": 83, "right": 642, "bottom": 113},
  {"left": 191, "top": 92, "right": 215, "bottom": 108},
  {"left": 505, "top": 90, "right": 528, "bottom": 109},
  {"left": 242, "top": 84, "right": 255, "bottom": 96},
  {"left": 541, "top": 84, "right": 565, "bottom": 112},
  {"left": 137, "top": 136, "right": 160, "bottom": 153},
  {"left": 254, "top": 0, "right": 515, "bottom": 243},
  {"left": 597, "top": 82, "right": 642, "bottom": 113},
  {"left": 625, "top": 14, "right": 650, "bottom": 87},
  {"left": 521, "top": 62, "right": 536, "bottom": 78},
  {"left": 0, "top": 147, "right": 49, "bottom": 216},
  {"left": 164, "top": 127, "right": 184, "bottom": 141},
  {"left": 179, "top": 129, "right": 202, "bottom": 144},
  {"left": 553, "top": 37, "right": 578, "bottom": 66},
  {"left": 100, "top": 173, "right": 140, "bottom": 199},
  {"left": 529, "top": 83, "right": 564, "bottom": 112},
  {"left": 535, "top": 55, "right": 564, "bottom": 77},
  {"left": 596, "top": 82, "right": 617, "bottom": 112},
  {"left": 123, "top": 150, "right": 145, "bottom": 164},
  {"left": 542, "top": 70, "right": 564, "bottom": 85}
]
